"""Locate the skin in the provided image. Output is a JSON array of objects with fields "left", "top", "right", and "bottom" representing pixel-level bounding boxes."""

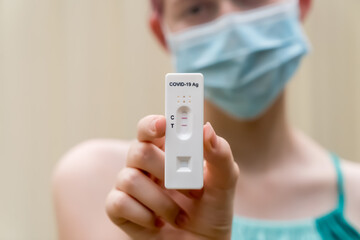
[{"left": 53, "top": 0, "right": 360, "bottom": 239}]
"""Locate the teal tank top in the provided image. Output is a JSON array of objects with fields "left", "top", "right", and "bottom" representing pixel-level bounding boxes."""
[{"left": 231, "top": 153, "right": 360, "bottom": 240}]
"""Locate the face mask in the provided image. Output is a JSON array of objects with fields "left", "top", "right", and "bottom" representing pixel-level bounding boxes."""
[{"left": 165, "top": 0, "right": 310, "bottom": 119}]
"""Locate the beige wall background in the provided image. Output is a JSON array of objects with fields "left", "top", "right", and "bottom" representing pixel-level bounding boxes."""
[{"left": 0, "top": 0, "right": 359, "bottom": 239}]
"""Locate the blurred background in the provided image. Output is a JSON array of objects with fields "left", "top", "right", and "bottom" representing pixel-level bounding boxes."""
[{"left": 0, "top": 0, "right": 359, "bottom": 239}]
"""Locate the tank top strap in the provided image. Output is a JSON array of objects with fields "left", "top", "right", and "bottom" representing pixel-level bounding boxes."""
[{"left": 330, "top": 152, "right": 345, "bottom": 213}]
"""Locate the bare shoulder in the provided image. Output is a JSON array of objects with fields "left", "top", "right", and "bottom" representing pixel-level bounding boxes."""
[
  {"left": 341, "top": 159, "right": 360, "bottom": 231},
  {"left": 53, "top": 139, "right": 131, "bottom": 240},
  {"left": 54, "top": 139, "right": 131, "bottom": 178}
]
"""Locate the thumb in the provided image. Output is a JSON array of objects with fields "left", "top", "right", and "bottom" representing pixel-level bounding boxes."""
[{"left": 203, "top": 122, "right": 239, "bottom": 190}]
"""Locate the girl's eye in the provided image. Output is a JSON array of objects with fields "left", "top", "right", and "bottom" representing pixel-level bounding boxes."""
[
  {"left": 186, "top": 4, "right": 207, "bottom": 16},
  {"left": 178, "top": 2, "right": 217, "bottom": 26}
]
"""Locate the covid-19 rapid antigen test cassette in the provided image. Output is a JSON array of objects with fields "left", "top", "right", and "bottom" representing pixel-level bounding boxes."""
[{"left": 165, "top": 73, "right": 204, "bottom": 189}]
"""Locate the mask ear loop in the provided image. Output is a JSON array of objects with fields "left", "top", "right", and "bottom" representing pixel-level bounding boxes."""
[{"left": 161, "top": 23, "right": 172, "bottom": 44}]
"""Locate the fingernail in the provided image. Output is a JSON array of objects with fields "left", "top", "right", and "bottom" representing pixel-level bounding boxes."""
[
  {"left": 151, "top": 118, "right": 159, "bottom": 132},
  {"left": 175, "top": 210, "right": 188, "bottom": 228},
  {"left": 206, "top": 122, "right": 217, "bottom": 149},
  {"left": 154, "top": 217, "right": 164, "bottom": 228}
]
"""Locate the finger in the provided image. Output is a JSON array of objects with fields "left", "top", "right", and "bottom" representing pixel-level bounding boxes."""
[
  {"left": 178, "top": 188, "right": 204, "bottom": 199},
  {"left": 118, "top": 221, "right": 161, "bottom": 239},
  {"left": 203, "top": 122, "right": 240, "bottom": 189},
  {"left": 117, "top": 168, "right": 187, "bottom": 226},
  {"left": 105, "top": 190, "right": 160, "bottom": 230},
  {"left": 126, "top": 141, "right": 165, "bottom": 181},
  {"left": 137, "top": 115, "right": 166, "bottom": 148},
  {"left": 127, "top": 142, "right": 203, "bottom": 200}
]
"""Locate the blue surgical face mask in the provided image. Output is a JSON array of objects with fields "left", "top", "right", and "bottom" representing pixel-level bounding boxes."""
[{"left": 165, "top": 0, "right": 310, "bottom": 119}]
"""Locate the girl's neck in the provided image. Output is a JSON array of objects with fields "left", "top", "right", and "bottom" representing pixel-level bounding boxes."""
[{"left": 204, "top": 92, "right": 298, "bottom": 173}]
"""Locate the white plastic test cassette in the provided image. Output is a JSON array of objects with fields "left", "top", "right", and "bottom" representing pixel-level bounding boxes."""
[{"left": 165, "top": 73, "right": 204, "bottom": 189}]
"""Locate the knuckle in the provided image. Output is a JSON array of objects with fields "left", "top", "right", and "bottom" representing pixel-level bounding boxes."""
[
  {"left": 129, "top": 142, "right": 153, "bottom": 166},
  {"left": 127, "top": 141, "right": 140, "bottom": 163},
  {"left": 232, "top": 163, "right": 240, "bottom": 181},
  {"left": 118, "top": 168, "right": 142, "bottom": 192},
  {"left": 218, "top": 136, "right": 233, "bottom": 157},
  {"left": 137, "top": 115, "right": 156, "bottom": 131},
  {"left": 112, "top": 191, "right": 128, "bottom": 213},
  {"left": 137, "top": 142, "right": 154, "bottom": 161},
  {"left": 136, "top": 116, "right": 147, "bottom": 130},
  {"left": 105, "top": 191, "right": 127, "bottom": 217},
  {"left": 218, "top": 136, "right": 230, "bottom": 149},
  {"left": 234, "top": 162, "right": 240, "bottom": 174},
  {"left": 162, "top": 201, "right": 179, "bottom": 220}
]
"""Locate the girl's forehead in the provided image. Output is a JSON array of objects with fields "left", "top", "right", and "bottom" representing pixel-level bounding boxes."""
[{"left": 153, "top": 0, "right": 286, "bottom": 12}]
